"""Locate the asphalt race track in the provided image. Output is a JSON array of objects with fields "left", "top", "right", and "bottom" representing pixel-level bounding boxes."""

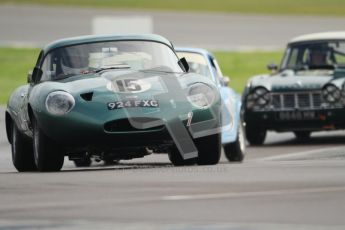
[
  {"left": 1, "top": 5, "right": 345, "bottom": 50},
  {"left": 1, "top": 104, "right": 345, "bottom": 230},
  {"left": 1, "top": 4, "right": 345, "bottom": 230}
]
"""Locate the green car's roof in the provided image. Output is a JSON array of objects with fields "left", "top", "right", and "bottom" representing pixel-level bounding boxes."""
[{"left": 43, "top": 34, "right": 173, "bottom": 54}]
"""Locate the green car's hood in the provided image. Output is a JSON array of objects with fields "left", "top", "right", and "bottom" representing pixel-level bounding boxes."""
[
  {"left": 41, "top": 70, "right": 182, "bottom": 96},
  {"left": 39, "top": 69, "right": 207, "bottom": 93},
  {"left": 249, "top": 69, "right": 345, "bottom": 92}
]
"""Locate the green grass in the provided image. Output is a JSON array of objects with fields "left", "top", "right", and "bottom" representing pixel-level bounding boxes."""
[
  {"left": 0, "top": 48, "right": 40, "bottom": 104},
  {"left": 1, "top": 0, "right": 345, "bottom": 16},
  {"left": 214, "top": 51, "right": 283, "bottom": 93},
  {"left": 0, "top": 48, "right": 282, "bottom": 104}
]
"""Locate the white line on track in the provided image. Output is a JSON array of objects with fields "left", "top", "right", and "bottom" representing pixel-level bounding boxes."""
[
  {"left": 259, "top": 146, "right": 344, "bottom": 161},
  {"left": 161, "top": 186, "right": 345, "bottom": 201}
]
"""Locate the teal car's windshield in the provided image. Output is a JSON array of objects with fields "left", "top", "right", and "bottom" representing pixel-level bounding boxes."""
[
  {"left": 281, "top": 40, "right": 345, "bottom": 73},
  {"left": 41, "top": 41, "right": 183, "bottom": 81}
]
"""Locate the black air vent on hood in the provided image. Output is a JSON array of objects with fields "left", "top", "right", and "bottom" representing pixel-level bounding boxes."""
[{"left": 80, "top": 92, "right": 94, "bottom": 101}]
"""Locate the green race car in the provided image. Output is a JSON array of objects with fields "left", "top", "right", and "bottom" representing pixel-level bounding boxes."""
[
  {"left": 5, "top": 34, "right": 222, "bottom": 172},
  {"left": 243, "top": 32, "right": 345, "bottom": 145}
]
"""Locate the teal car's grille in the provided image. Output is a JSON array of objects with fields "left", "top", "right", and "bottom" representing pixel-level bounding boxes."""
[
  {"left": 271, "top": 92, "right": 322, "bottom": 110},
  {"left": 104, "top": 118, "right": 165, "bottom": 133}
]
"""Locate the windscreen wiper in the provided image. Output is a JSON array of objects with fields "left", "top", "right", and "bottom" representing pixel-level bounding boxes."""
[{"left": 95, "top": 65, "right": 130, "bottom": 73}]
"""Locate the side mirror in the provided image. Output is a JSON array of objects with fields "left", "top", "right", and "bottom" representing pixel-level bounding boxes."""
[
  {"left": 31, "top": 67, "right": 43, "bottom": 84},
  {"left": 267, "top": 63, "right": 278, "bottom": 73},
  {"left": 221, "top": 76, "right": 230, "bottom": 86},
  {"left": 178, "top": 57, "right": 190, "bottom": 72},
  {"left": 27, "top": 70, "right": 33, "bottom": 83},
  {"left": 219, "top": 76, "right": 230, "bottom": 86}
]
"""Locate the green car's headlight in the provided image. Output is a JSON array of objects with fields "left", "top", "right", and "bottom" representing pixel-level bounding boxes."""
[
  {"left": 246, "top": 87, "right": 270, "bottom": 109},
  {"left": 322, "top": 84, "right": 341, "bottom": 104},
  {"left": 187, "top": 83, "right": 216, "bottom": 109},
  {"left": 45, "top": 91, "right": 75, "bottom": 116}
]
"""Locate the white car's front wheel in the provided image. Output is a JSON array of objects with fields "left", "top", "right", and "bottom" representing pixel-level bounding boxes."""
[{"left": 224, "top": 121, "right": 246, "bottom": 162}]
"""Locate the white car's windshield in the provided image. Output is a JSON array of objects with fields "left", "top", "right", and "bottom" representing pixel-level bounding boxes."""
[
  {"left": 41, "top": 41, "right": 183, "bottom": 80},
  {"left": 281, "top": 40, "right": 345, "bottom": 72},
  {"left": 177, "top": 52, "right": 213, "bottom": 79}
]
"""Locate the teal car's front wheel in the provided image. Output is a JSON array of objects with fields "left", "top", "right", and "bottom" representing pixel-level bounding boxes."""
[
  {"left": 196, "top": 133, "right": 221, "bottom": 165},
  {"left": 168, "top": 133, "right": 221, "bottom": 166},
  {"left": 11, "top": 123, "right": 37, "bottom": 172},
  {"left": 33, "top": 119, "right": 64, "bottom": 172},
  {"left": 168, "top": 146, "right": 196, "bottom": 166}
]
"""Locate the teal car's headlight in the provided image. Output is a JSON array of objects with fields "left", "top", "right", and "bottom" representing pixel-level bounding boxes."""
[
  {"left": 187, "top": 83, "right": 216, "bottom": 109},
  {"left": 322, "top": 84, "right": 341, "bottom": 104},
  {"left": 45, "top": 91, "right": 75, "bottom": 116},
  {"left": 246, "top": 87, "right": 270, "bottom": 109}
]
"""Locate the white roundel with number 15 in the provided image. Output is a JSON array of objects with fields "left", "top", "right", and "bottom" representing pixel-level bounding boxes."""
[{"left": 107, "top": 78, "right": 151, "bottom": 93}]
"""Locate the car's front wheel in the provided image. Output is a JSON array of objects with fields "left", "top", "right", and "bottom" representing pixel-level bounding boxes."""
[
  {"left": 224, "top": 122, "right": 246, "bottom": 162},
  {"left": 246, "top": 123, "right": 266, "bottom": 146},
  {"left": 104, "top": 159, "right": 120, "bottom": 166},
  {"left": 294, "top": 131, "right": 311, "bottom": 142},
  {"left": 196, "top": 133, "right": 221, "bottom": 165},
  {"left": 11, "top": 123, "right": 37, "bottom": 172},
  {"left": 33, "top": 119, "right": 64, "bottom": 172},
  {"left": 168, "top": 133, "right": 221, "bottom": 166},
  {"left": 168, "top": 145, "right": 196, "bottom": 166},
  {"left": 73, "top": 155, "right": 92, "bottom": 167}
]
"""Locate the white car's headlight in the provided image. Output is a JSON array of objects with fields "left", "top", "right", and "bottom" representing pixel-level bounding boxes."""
[
  {"left": 187, "top": 83, "right": 216, "bottom": 109},
  {"left": 342, "top": 84, "right": 345, "bottom": 105},
  {"left": 322, "top": 84, "right": 341, "bottom": 103},
  {"left": 45, "top": 91, "right": 75, "bottom": 116}
]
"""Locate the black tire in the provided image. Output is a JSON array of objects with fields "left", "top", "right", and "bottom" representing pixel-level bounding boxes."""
[
  {"left": 224, "top": 121, "right": 246, "bottom": 162},
  {"left": 168, "top": 145, "right": 196, "bottom": 166},
  {"left": 11, "top": 123, "right": 37, "bottom": 172},
  {"left": 33, "top": 119, "right": 64, "bottom": 172},
  {"left": 245, "top": 123, "right": 266, "bottom": 146},
  {"left": 196, "top": 133, "right": 221, "bottom": 165},
  {"left": 294, "top": 131, "right": 311, "bottom": 142},
  {"left": 104, "top": 159, "right": 119, "bottom": 166},
  {"left": 73, "top": 156, "right": 92, "bottom": 167}
]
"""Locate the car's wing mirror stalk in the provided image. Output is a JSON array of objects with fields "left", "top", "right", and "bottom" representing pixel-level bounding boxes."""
[
  {"left": 221, "top": 76, "right": 230, "bottom": 86},
  {"left": 267, "top": 63, "right": 278, "bottom": 74},
  {"left": 31, "top": 67, "right": 43, "bottom": 84},
  {"left": 27, "top": 70, "right": 33, "bottom": 83},
  {"left": 178, "top": 57, "right": 190, "bottom": 72}
]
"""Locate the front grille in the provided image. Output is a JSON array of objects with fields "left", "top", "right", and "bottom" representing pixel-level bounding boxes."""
[
  {"left": 270, "top": 92, "right": 323, "bottom": 110},
  {"left": 297, "top": 93, "right": 310, "bottom": 108},
  {"left": 284, "top": 94, "right": 295, "bottom": 108},
  {"left": 104, "top": 118, "right": 164, "bottom": 132},
  {"left": 312, "top": 93, "right": 322, "bottom": 107}
]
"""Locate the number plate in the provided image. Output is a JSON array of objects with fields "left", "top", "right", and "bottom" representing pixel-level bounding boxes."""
[
  {"left": 107, "top": 100, "right": 159, "bottom": 110},
  {"left": 277, "top": 111, "right": 317, "bottom": 121}
]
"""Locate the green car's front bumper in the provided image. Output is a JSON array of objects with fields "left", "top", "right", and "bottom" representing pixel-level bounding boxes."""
[{"left": 34, "top": 105, "right": 220, "bottom": 151}]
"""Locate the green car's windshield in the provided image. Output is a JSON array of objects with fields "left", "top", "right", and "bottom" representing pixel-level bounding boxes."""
[
  {"left": 281, "top": 40, "right": 345, "bottom": 73},
  {"left": 41, "top": 41, "right": 183, "bottom": 81}
]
